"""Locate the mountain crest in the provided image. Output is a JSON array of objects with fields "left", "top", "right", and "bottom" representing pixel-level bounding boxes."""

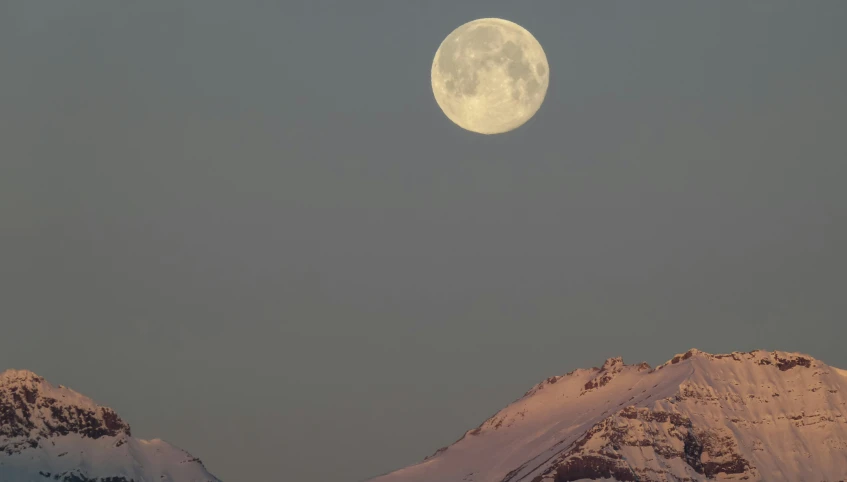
[
  {"left": 0, "top": 369, "right": 219, "bottom": 482},
  {"left": 658, "top": 348, "right": 817, "bottom": 371},
  {"left": 0, "top": 369, "right": 131, "bottom": 456},
  {"left": 373, "top": 347, "right": 847, "bottom": 482}
]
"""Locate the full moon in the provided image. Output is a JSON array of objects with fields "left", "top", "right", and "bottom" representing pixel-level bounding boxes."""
[{"left": 431, "top": 18, "right": 549, "bottom": 135}]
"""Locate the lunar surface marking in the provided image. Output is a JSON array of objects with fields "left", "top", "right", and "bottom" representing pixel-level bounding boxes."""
[{"left": 431, "top": 18, "right": 549, "bottom": 134}]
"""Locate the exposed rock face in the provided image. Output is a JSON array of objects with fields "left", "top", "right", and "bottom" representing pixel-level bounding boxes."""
[
  {"left": 371, "top": 349, "right": 847, "bottom": 482},
  {"left": 36, "top": 474, "right": 131, "bottom": 482},
  {"left": 0, "top": 369, "right": 220, "bottom": 482},
  {"left": 532, "top": 407, "right": 755, "bottom": 482}
]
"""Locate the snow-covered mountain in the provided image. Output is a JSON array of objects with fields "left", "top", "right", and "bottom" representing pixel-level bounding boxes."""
[
  {"left": 0, "top": 369, "right": 220, "bottom": 482},
  {"left": 371, "top": 349, "right": 847, "bottom": 482}
]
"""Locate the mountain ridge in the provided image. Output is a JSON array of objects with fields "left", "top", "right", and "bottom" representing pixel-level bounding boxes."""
[
  {"left": 0, "top": 368, "right": 220, "bottom": 482},
  {"left": 372, "top": 348, "right": 847, "bottom": 482}
]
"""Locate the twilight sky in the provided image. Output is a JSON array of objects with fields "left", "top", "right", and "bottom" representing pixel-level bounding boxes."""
[{"left": 2, "top": 2, "right": 846, "bottom": 481}]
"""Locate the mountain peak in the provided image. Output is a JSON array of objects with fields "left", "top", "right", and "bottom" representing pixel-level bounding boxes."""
[
  {"left": 373, "top": 347, "right": 847, "bottom": 482},
  {"left": 0, "top": 369, "right": 132, "bottom": 452},
  {"left": 0, "top": 369, "right": 220, "bottom": 482}
]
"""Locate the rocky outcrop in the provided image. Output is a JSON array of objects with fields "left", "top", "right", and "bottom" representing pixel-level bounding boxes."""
[
  {"left": 583, "top": 357, "right": 628, "bottom": 392},
  {"left": 530, "top": 407, "right": 755, "bottom": 482},
  {"left": 38, "top": 472, "right": 132, "bottom": 482}
]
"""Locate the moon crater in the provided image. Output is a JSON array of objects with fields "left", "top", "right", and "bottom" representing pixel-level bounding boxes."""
[{"left": 432, "top": 19, "right": 549, "bottom": 134}]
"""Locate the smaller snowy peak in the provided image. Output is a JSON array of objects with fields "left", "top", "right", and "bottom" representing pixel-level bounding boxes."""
[
  {"left": 0, "top": 370, "right": 130, "bottom": 455},
  {"left": 0, "top": 369, "right": 220, "bottom": 482}
]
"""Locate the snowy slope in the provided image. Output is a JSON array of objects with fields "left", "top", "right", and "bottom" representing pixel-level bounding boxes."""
[
  {"left": 371, "top": 349, "right": 847, "bottom": 482},
  {"left": 0, "top": 369, "right": 220, "bottom": 482}
]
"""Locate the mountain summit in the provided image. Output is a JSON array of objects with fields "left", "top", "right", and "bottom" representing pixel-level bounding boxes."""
[
  {"left": 371, "top": 349, "right": 847, "bottom": 482},
  {"left": 0, "top": 369, "right": 219, "bottom": 482}
]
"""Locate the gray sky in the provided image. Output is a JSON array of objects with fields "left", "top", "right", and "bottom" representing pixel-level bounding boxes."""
[{"left": 2, "top": 2, "right": 846, "bottom": 481}]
